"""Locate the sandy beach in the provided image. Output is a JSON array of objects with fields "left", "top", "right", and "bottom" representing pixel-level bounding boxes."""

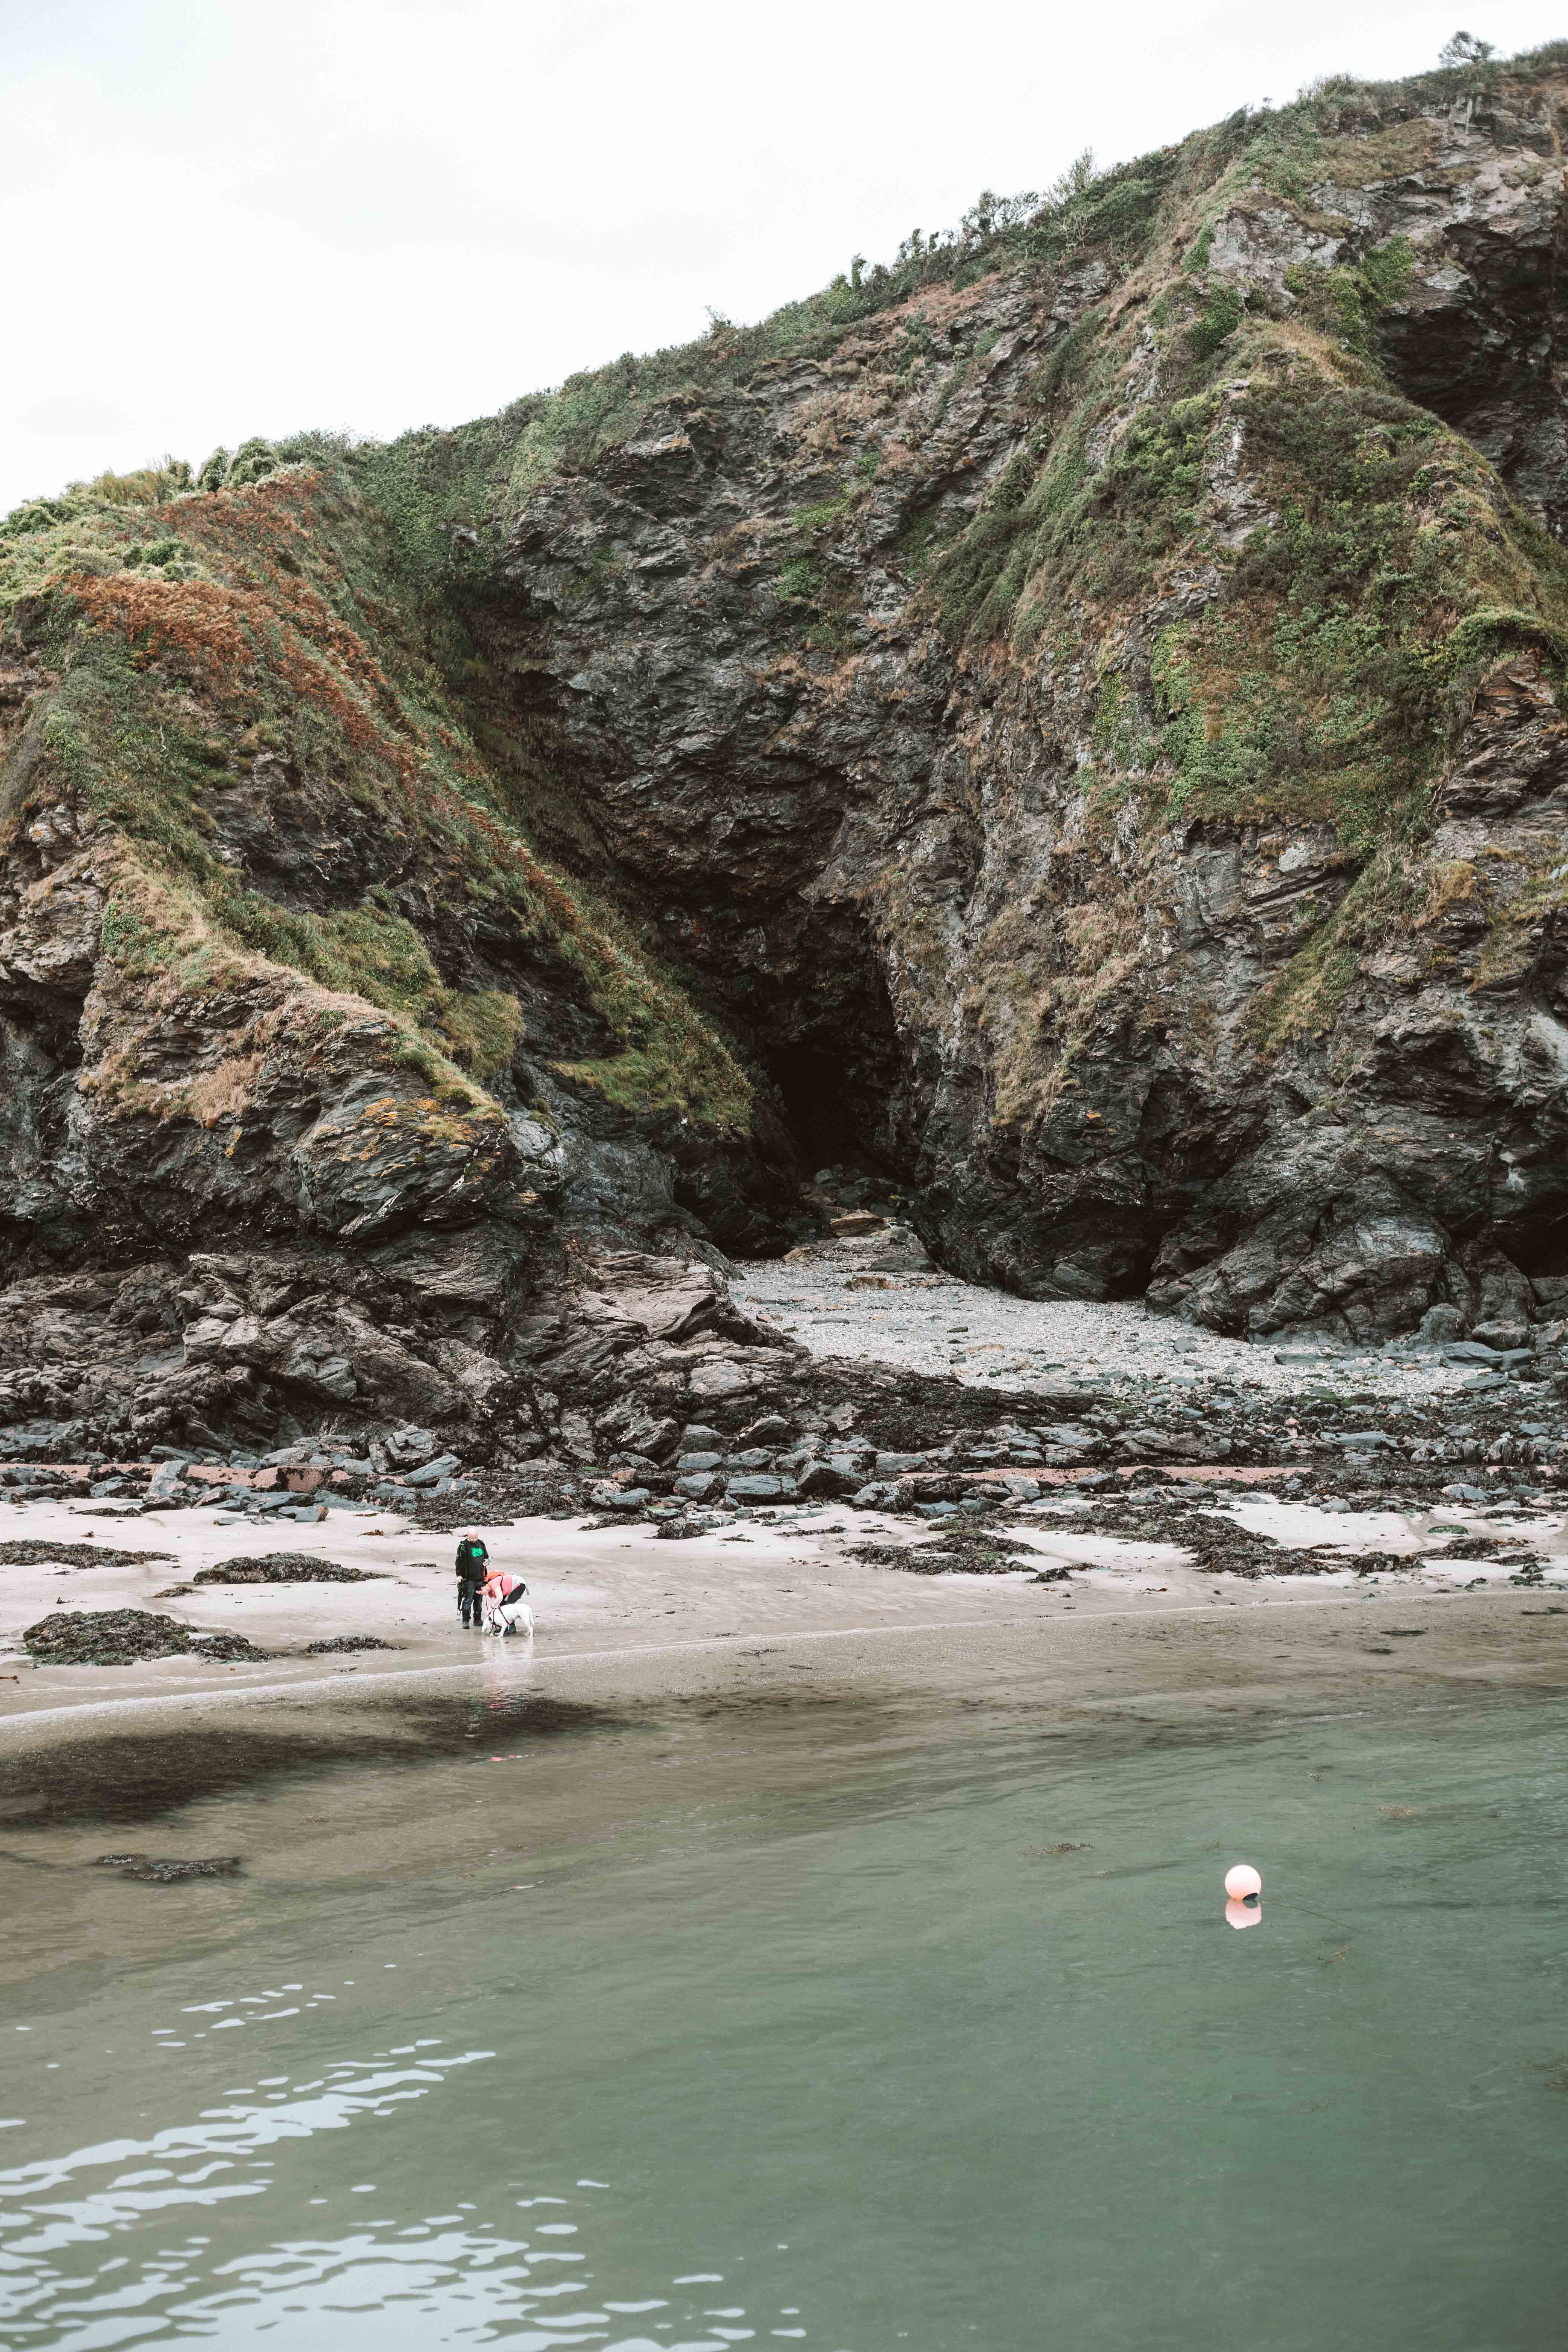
[{"left": 6, "top": 1478, "right": 1568, "bottom": 1750}]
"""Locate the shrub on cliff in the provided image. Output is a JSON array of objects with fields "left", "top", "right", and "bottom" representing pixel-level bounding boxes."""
[{"left": 226, "top": 437, "right": 280, "bottom": 487}]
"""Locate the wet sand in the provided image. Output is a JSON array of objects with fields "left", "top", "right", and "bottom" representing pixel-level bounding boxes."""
[{"left": 4, "top": 1486, "right": 1568, "bottom": 1753}]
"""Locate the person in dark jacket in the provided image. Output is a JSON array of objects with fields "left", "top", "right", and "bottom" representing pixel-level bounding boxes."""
[{"left": 455, "top": 1531, "right": 489, "bottom": 1626}]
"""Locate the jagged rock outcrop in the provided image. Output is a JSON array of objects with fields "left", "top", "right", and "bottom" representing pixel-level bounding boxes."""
[
  {"left": 6, "top": 46, "right": 1568, "bottom": 1458},
  {"left": 0, "top": 478, "right": 799, "bottom": 1450},
  {"left": 0, "top": 1235, "right": 807, "bottom": 1459}
]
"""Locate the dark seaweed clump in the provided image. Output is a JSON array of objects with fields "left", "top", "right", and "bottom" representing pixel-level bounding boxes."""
[
  {"left": 0, "top": 1541, "right": 173, "bottom": 1568},
  {"left": 847, "top": 1530, "right": 1042, "bottom": 1575},
  {"left": 23, "top": 1608, "right": 268, "bottom": 1665},
  {"left": 194, "top": 1552, "right": 374, "bottom": 1584},
  {"left": 93, "top": 1852, "right": 243, "bottom": 1882}
]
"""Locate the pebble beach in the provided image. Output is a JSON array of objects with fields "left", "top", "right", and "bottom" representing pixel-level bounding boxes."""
[{"left": 732, "top": 1260, "right": 1481, "bottom": 1404}]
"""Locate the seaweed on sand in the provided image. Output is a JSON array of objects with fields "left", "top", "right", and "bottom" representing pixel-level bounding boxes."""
[
  {"left": 193, "top": 1552, "right": 375, "bottom": 1583},
  {"left": 23, "top": 1608, "right": 269, "bottom": 1664}
]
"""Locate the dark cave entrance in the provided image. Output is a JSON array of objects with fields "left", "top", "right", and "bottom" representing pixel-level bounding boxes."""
[{"left": 767, "top": 1044, "right": 874, "bottom": 1171}]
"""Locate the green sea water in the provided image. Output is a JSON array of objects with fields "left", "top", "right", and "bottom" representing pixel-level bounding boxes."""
[{"left": 3, "top": 1684, "right": 1567, "bottom": 2349}]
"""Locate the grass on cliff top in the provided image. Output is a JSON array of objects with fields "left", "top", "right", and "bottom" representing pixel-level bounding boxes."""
[
  {"left": 0, "top": 463, "right": 752, "bottom": 1134},
  {"left": 915, "top": 48, "right": 1568, "bottom": 856},
  {"left": 330, "top": 37, "right": 1568, "bottom": 572}
]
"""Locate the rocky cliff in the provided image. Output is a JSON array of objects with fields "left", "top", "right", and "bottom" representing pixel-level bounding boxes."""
[
  {"left": 0, "top": 464, "right": 799, "bottom": 1455},
  {"left": 6, "top": 45, "right": 1568, "bottom": 1456}
]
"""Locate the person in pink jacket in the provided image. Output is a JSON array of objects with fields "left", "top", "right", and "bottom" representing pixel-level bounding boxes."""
[{"left": 480, "top": 1566, "right": 533, "bottom": 1638}]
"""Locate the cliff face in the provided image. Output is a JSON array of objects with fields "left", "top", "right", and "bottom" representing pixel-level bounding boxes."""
[
  {"left": 459, "top": 52, "right": 1568, "bottom": 1346},
  {"left": 5, "top": 49, "right": 1568, "bottom": 1454},
  {"left": 0, "top": 468, "right": 795, "bottom": 1452}
]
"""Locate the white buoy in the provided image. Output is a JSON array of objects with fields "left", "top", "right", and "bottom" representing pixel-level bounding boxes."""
[{"left": 1224, "top": 1862, "right": 1262, "bottom": 1902}]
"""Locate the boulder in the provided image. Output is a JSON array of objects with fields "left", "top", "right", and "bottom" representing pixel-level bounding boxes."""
[
  {"left": 406, "top": 1452, "right": 462, "bottom": 1486},
  {"left": 1115, "top": 1426, "right": 1231, "bottom": 1463},
  {"left": 793, "top": 1461, "right": 860, "bottom": 1500},
  {"left": 384, "top": 1426, "right": 441, "bottom": 1467},
  {"left": 1471, "top": 1318, "right": 1530, "bottom": 1351},
  {"left": 590, "top": 1481, "right": 649, "bottom": 1511},
  {"left": 686, "top": 1358, "right": 757, "bottom": 1403}
]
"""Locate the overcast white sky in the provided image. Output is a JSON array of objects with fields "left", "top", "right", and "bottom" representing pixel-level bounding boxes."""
[{"left": 3, "top": 0, "right": 1563, "bottom": 513}]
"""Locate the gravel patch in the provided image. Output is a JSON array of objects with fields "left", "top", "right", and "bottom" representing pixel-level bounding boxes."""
[{"left": 734, "top": 1264, "right": 1480, "bottom": 1403}]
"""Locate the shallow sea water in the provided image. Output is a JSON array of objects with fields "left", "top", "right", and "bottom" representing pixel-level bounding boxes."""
[{"left": 4, "top": 1683, "right": 1568, "bottom": 2350}]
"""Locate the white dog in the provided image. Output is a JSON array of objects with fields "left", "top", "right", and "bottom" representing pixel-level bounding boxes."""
[{"left": 482, "top": 1575, "right": 533, "bottom": 1638}]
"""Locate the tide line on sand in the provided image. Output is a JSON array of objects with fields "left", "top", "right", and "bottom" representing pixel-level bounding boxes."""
[{"left": 0, "top": 1591, "right": 1461, "bottom": 1737}]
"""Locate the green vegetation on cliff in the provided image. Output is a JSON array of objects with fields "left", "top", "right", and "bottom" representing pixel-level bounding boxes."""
[{"left": 0, "top": 457, "right": 750, "bottom": 1134}]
